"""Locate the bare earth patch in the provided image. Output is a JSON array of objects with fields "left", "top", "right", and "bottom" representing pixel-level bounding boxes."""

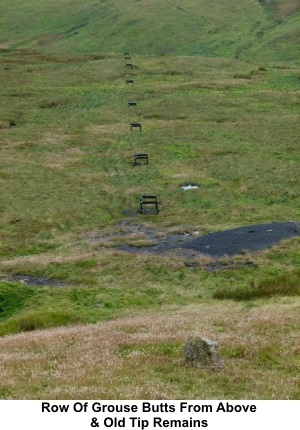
[
  {"left": 0, "top": 275, "right": 68, "bottom": 287},
  {"left": 91, "top": 221, "right": 300, "bottom": 259}
]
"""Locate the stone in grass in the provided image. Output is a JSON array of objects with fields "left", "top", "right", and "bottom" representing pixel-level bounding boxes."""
[{"left": 185, "top": 336, "right": 224, "bottom": 371}]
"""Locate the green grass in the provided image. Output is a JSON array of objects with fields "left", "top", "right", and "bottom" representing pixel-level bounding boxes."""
[
  {"left": 0, "top": 279, "right": 188, "bottom": 336},
  {"left": 0, "top": 0, "right": 299, "bottom": 62},
  {"left": 0, "top": 282, "right": 36, "bottom": 321},
  {"left": 213, "top": 268, "right": 300, "bottom": 300},
  {"left": 0, "top": 0, "right": 299, "bottom": 400},
  {"left": 0, "top": 50, "right": 299, "bottom": 338}
]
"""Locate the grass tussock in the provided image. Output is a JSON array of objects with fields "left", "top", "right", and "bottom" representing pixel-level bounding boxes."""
[{"left": 213, "top": 269, "right": 300, "bottom": 300}]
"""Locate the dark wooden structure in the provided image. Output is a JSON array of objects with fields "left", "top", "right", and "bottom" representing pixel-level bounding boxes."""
[
  {"left": 124, "top": 56, "right": 131, "bottom": 60},
  {"left": 128, "top": 102, "right": 137, "bottom": 106},
  {"left": 134, "top": 153, "right": 148, "bottom": 165},
  {"left": 126, "top": 63, "right": 133, "bottom": 69},
  {"left": 139, "top": 195, "right": 158, "bottom": 215},
  {"left": 126, "top": 79, "right": 134, "bottom": 85},
  {"left": 124, "top": 52, "right": 130, "bottom": 56},
  {"left": 130, "top": 122, "right": 142, "bottom": 131}
]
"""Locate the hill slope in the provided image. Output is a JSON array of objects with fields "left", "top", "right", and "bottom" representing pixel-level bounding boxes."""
[
  {"left": 1, "top": 0, "right": 299, "bottom": 62},
  {"left": 1, "top": 299, "right": 300, "bottom": 399}
]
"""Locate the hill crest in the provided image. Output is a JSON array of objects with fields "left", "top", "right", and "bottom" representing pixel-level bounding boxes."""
[{"left": 0, "top": 0, "right": 299, "bottom": 62}]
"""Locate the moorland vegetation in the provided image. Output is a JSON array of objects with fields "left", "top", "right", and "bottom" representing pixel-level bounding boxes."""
[{"left": 0, "top": 0, "right": 299, "bottom": 399}]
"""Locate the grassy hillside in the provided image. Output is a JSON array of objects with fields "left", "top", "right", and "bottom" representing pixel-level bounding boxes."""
[
  {"left": 1, "top": 299, "right": 300, "bottom": 399},
  {"left": 0, "top": 0, "right": 299, "bottom": 62},
  {"left": 0, "top": 1, "right": 299, "bottom": 400},
  {"left": 0, "top": 51, "right": 299, "bottom": 339}
]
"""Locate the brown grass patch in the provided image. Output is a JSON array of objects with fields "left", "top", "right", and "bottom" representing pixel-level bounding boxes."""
[
  {"left": 0, "top": 120, "right": 11, "bottom": 129},
  {"left": 0, "top": 299, "right": 299, "bottom": 399},
  {"left": 41, "top": 132, "right": 69, "bottom": 145},
  {"left": 43, "top": 148, "right": 85, "bottom": 169},
  {"left": 89, "top": 123, "right": 128, "bottom": 135},
  {"left": 275, "top": 0, "right": 300, "bottom": 20},
  {"left": 0, "top": 250, "right": 98, "bottom": 270}
]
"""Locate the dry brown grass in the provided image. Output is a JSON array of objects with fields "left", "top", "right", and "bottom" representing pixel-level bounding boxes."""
[
  {"left": 274, "top": 0, "right": 300, "bottom": 20},
  {"left": 89, "top": 124, "right": 128, "bottom": 135},
  {"left": 44, "top": 153, "right": 83, "bottom": 170},
  {"left": 41, "top": 132, "right": 68, "bottom": 145},
  {"left": 0, "top": 250, "right": 97, "bottom": 269},
  {"left": 0, "top": 299, "right": 299, "bottom": 399}
]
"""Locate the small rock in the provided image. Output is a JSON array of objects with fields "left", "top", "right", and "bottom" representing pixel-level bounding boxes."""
[{"left": 185, "top": 336, "right": 224, "bottom": 371}]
